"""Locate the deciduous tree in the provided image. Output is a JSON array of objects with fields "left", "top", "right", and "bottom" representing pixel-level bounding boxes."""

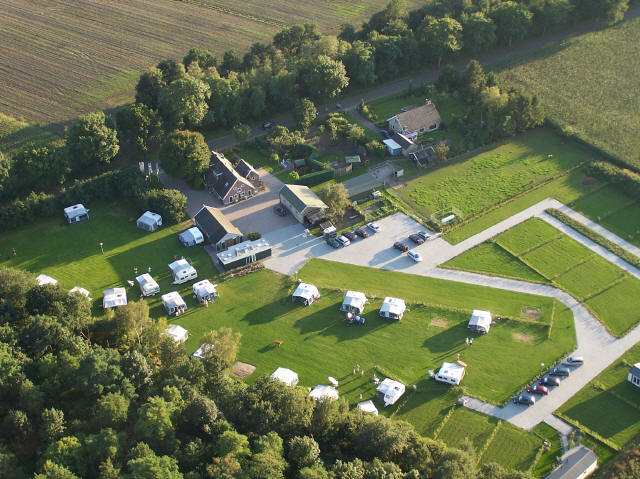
[
  {"left": 66, "top": 112, "right": 119, "bottom": 172},
  {"left": 490, "top": 2, "right": 533, "bottom": 46},
  {"left": 116, "top": 103, "right": 163, "bottom": 157},
  {"left": 302, "top": 55, "right": 349, "bottom": 104},
  {"left": 160, "top": 130, "right": 210, "bottom": 185},
  {"left": 295, "top": 98, "right": 317, "bottom": 131},
  {"left": 460, "top": 12, "right": 496, "bottom": 55},
  {"left": 419, "top": 17, "right": 463, "bottom": 66},
  {"left": 158, "top": 77, "right": 210, "bottom": 131},
  {"left": 321, "top": 183, "right": 350, "bottom": 222}
]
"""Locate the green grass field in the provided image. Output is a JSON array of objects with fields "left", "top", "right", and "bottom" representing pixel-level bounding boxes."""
[
  {"left": 436, "top": 407, "right": 499, "bottom": 450},
  {"left": 496, "top": 217, "right": 561, "bottom": 256},
  {"left": 522, "top": 236, "right": 593, "bottom": 279},
  {"left": 585, "top": 278, "right": 640, "bottom": 336},
  {"left": 392, "top": 382, "right": 460, "bottom": 437},
  {"left": 555, "top": 256, "right": 624, "bottom": 300},
  {"left": 480, "top": 422, "right": 542, "bottom": 472},
  {"left": 531, "top": 423, "right": 562, "bottom": 478},
  {"left": 497, "top": 16, "right": 640, "bottom": 170},
  {"left": 0, "top": 113, "right": 60, "bottom": 156}
]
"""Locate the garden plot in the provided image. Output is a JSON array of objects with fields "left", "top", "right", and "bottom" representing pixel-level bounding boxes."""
[
  {"left": 600, "top": 203, "right": 640, "bottom": 246},
  {"left": 392, "top": 383, "right": 460, "bottom": 437},
  {"left": 496, "top": 218, "right": 561, "bottom": 256}
]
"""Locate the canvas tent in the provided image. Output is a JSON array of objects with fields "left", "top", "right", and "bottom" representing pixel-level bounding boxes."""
[
  {"left": 435, "top": 362, "right": 466, "bottom": 385},
  {"left": 103, "top": 287, "right": 127, "bottom": 308},
  {"left": 340, "top": 291, "right": 367, "bottom": 314},
  {"left": 69, "top": 286, "right": 91, "bottom": 299},
  {"left": 168, "top": 259, "right": 197, "bottom": 284},
  {"left": 468, "top": 310, "right": 492, "bottom": 334},
  {"left": 64, "top": 204, "right": 89, "bottom": 224},
  {"left": 193, "top": 279, "right": 218, "bottom": 303},
  {"left": 179, "top": 227, "right": 204, "bottom": 247},
  {"left": 271, "top": 367, "right": 299, "bottom": 387},
  {"left": 36, "top": 274, "right": 58, "bottom": 286},
  {"left": 357, "top": 400, "right": 379, "bottom": 415},
  {"left": 379, "top": 297, "right": 406, "bottom": 320},
  {"left": 376, "top": 378, "right": 406, "bottom": 407},
  {"left": 136, "top": 273, "right": 160, "bottom": 297},
  {"left": 166, "top": 324, "right": 188, "bottom": 343},
  {"left": 292, "top": 282, "right": 320, "bottom": 306},
  {"left": 192, "top": 343, "right": 213, "bottom": 359},
  {"left": 162, "top": 291, "right": 187, "bottom": 316},
  {"left": 309, "top": 385, "right": 339, "bottom": 401},
  {"left": 136, "top": 211, "right": 162, "bottom": 232}
]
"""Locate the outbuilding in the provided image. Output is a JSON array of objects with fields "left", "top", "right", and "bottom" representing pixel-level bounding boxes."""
[
  {"left": 194, "top": 206, "right": 243, "bottom": 251},
  {"left": 136, "top": 273, "right": 160, "bottom": 297},
  {"left": 36, "top": 274, "right": 58, "bottom": 286},
  {"left": 136, "top": 211, "right": 162, "bottom": 232},
  {"left": 166, "top": 324, "right": 188, "bottom": 343},
  {"left": 435, "top": 362, "right": 466, "bottom": 385},
  {"left": 628, "top": 363, "right": 640, "bottom": 388},
  {"left": 379, "top": 297, "right": 406, "bottom": 320},
  {"left": 64, "top": 204, "right": 90, "bottom": 224},
  {"left": 168, "top": 259, "right": 197, "bottom": 284},
  {"left": 309, "top": 385, "right": 339, "bottom": 401},
  {"left": 545, "top": 445, "right": 597, "bottom": 479},
  {"left": 376, "top": 378, "right": 406, "bottom": 407},
  {"left": 216, "top": 238, "right": 271, "bottom": 271},
  {"left": 279, "top": 184, "right": 328, "bottom": 225},
  {"left": 340, "top": 291, "right": 367, "bottom": 314},
  {"left": 191, "top": 343, "right": 213, "bottom": 359},
  {"left": 292, "top": 282, "right": 320, "bottom": 306},
  {"left": 103, "top": 287, "right": 127, "bottom": 308},
  {"left": 179, "top": 227, "right": 204, "bottom": 247},
  {"left": 193, "top": 279, "right": 218, "bottom": 303},
  {"left": 271, "top": 367, "right": 299, "bottom": 387},
  {"left": 357, "top": 400, "right": 379, "bottom": 415},
  {"left": 383, "top": 138, "right": 402, "bottom": 156},
  {"left": 468, "top": 310, "right": 492, "bottom": 334},
  {"left": 162, "top": 291, "right": 187, "bottom": 316},
  {"left": 69, "top": 286, "right": 91, "bottom": 299}
]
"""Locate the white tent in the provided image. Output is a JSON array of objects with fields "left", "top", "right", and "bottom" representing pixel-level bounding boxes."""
[
  {"left": 136, "top": 273, "right": 160, "bottom": 297},
  {"left": 166, "top": 324, "right": 189, "bottom": 343},
  {"left": 468, "top": 310, "right": 492, "bottom": 334},
  {"left": 103, "top": 287, "right": 127, "bottom": 308},
  {"left": 376, "top": 378, "right": 406, "bottom": 406},
  {"left": 379, "top": 297, "right": 406, "bottom": 320},
  {"left": 357, "top": 400, "right": 379, "bottom": 415},
  {"left": 435, "top": 362, "right": 466, "bottom": 385},
  {"left": 64, "top": 204, "right": 90, "bottom": 224},
  {"left": 136, "top": 211, "right": 162, "bottom": 232},
  {"left": 192, "top": 343, "right": 213, "bottom": 359},
  {"left": 309, "top": 385, "right": 339, "bottom": 401},
  {"left": 162, "top": 291, "right": 187, "bottom": 316},
  {"left": 168, "top": 259, "right": 197, "bottom": 284},
  {"left": 179, "top": 227, "right": 204, "bottom": 247},
  {"left": 271, "top": 367, "right": 299, "bottom": 387},
  {"left": 193, "top": 279, "right": 218, "bottom": 303},
  {"left": 69, "top": 286, "right": 91, "bottom": 299},
  {"left": 340, "top": 291, "right": 367, "bottom": 314},
  {"left": 36, "top": 274, "right": 58, "bottom": 286},
  {"left": 292, "top": 282, "right": 320, "bottom": 306}
]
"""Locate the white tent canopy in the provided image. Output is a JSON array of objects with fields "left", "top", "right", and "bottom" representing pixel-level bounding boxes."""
[
  {"left": 162, "top": 291, "right": 187, "bottom": 315},
  {"left": 179, "top": 227, "right": 204, "bottom": 247},
  {"left": 166, "top": 324, "right": 188, "bottom": 343},
  {"left": 357, "top": 400, "right": 379, "bottom": 415},
  {"left": 435, "top": 362, "right": 466, "bottom": 385},
  {"left": 309, "top": 385, "right": 339, "bottom": 401},
  {"left": 64, "top": 204, "right": 89, "bottom": 223},
  {"left": 192, "top": 343, "right": 213, "bottom": 359},
  {"left": 136, "top": 273, "right": 160, "bottom": 297},
  {"left": 103, "top": 287, "right": 127, "bottom": 308},
  {"left": 136, "top": 211, "right": 162, "bottom": 232},
  {"left": 271, "top": 367, "right": 299, "bottom": 387},
  {"left": 468, "top": 310, "right": 492, "bottom": 334},
  {"left": 292, "top": 282, "right": 320, "bottom": 305},
  {"left": 376, "top": 378, "right": 406, "bottom": 406},
  {"left": 69, "top": 286, "right": 91, "bottom": 298},
  {"left": 379, "top": 297, "right": 406, "bottom": 320},
  {"left": 193, "top": 279, "right": 218, "bottom": 302},
  {"left": 341, "top": 291, "right": 367, "bottom": 314},
  {"left": 168, "top": 259, "right": 197, "bottom": 284},
  {"left": 36, "top": 274, "right": 58, "bottom": 286}
]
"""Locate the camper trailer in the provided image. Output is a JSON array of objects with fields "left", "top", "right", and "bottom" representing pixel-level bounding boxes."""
[
  {"left": 103, "top": 288, "right": 127, "bottom": 308},
  {"left": 136, "top": 211, "right": 162, "bottom": 232},
  {"left": 168, "top": 259, "right": 197, "bottom": 284},
  {"left": 64, "top": 204, "right": 90, "bottom": 224},
  {"left": 376, "top": 378, "right": 406, "bottom": 406},
  {"left": 162, "top": 291, "right": 187, "bottom": 316},
  {"left": 309, "top": 385, "right": 339, "bottom": 401},
  {"left": 136, "top": 273, "right": 160, "bottom": 297},
  {"left": 292, "top": 282, "right": 320, "bottom": 306},
  {"left": 166, "top": 324, "right": 188, "bottom": 343},
  {"left": 192, "top": 279, "right": 218, "bottom": 303},
  {"left": 340, "top": 291, "right": 367, "bottom": 314},
  {"left": 468, "top": 310, "right": 492, "bottom": 334},
  {"left": 435, "top": 362, "right": 466, "bottom": 385},
  {"left": 179, "top": 227, "right": 204, "bottom": 247},
  {"left": 379, "top": 297, "right": 406, "bottom": 320},
  {"left": 270, "top": 367, "right": 299, "bottom": 387}
]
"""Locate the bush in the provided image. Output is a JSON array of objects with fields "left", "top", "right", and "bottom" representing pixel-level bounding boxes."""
[
  {"left": 365, "top": 140, "right": 386, "bottom": 159},
  {"left": 587, "top": 161, "right": 640, "bottom": 199},
  {"left": 288, "top": 171, "right": 300, "bottom": 183},
  {"left": 247, "top": 232, "right": 262, "bottom": 241},
  {"left": 139, "top": 189, "right": 187, "bottom": 225}
]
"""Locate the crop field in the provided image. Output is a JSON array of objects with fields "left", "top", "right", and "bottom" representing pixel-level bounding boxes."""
[
  {"left": 436, "top": 407, "right": 499, "bottom": 450},
  {"left": 599, "top": 203, "right": 640, "bottom": 247},
  {"left": 497, "top": 16, "right": 640, "bottom": 170},
  {"left": 480, "top": 422, "right": 542, "bottom": 472},
  {"left": 0, "top": 0, "right": 422, "bottom": 125}
]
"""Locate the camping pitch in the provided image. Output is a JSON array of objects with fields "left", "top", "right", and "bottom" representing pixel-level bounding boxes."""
[
  {"left": 379, "top": 297, "right": 406, "bottom": 320},
  {"left": 103, "top": 287, "right": 127, "bottom": 308},
  {"left": 168, "top": 258, "right": 197, "bottom": 284},
  {"left": 376, "top": 378, "right": 406, "bottom": 407},
  {"left": 436, "top": 362, "right": 466, "bottom": 385},
  {"left": 136, "top": 211, "right": 162, "bottom": 232},
  {"left": 162, "top": 291, "right": 187, "bottom": 316},
  {"left": 292, "top": 282, "right": 320, "bottom": 306},
  {"left": 270, "top": 367, "right": 299, "bottom": 387},
  {"left": 340, "top": 291, "right": 367, "bottom": 314},
  {"left": 166, "top": 324, "right": 189, "bottom": 343},
  {"left": 468, "top": 310, "right": 492, "bottom": 334},
  {"left": 136, "top": 273, "right": 160, "bottom": 297},
  {"left": 309, "top": 385, "right": 339, "bottom": 401}
]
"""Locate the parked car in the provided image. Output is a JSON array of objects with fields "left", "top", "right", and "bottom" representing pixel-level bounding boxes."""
[
  {"left": 394, "top": 242, "right": 409, "bottom": 252},
  {"left": 526, "top": 385, "right": 549, "bottom": 396},
  {"left": 335, "top": 103, "right": 343, "bottom": 110},
  {"left": 513, "top": 393, "right": 536, "bottom": 405},
  {"left": 326, "top": 238, "right": 341, "bottom": 248},
  {"left": 262, "top": 121, "right": 273, "bottom": 130},
  {"left": 336, "top": 235, "right": 351, "bottom": 247},
  {"left": 541, "top": 376, "right": 561, "bottom": 387},
  {"left": 408, "top": 250, "right": 423, "bottom": 262},
  {"left": 565, "top": 356, "right": 584, "bottom": 366},
  {"left": 343, "top": 231, "right": 357, "bottom": 241},
  {"left": 354, "top": 228, "right": 370, "bottom": 238},
  {"left": 273, "top": 204, "right": 287, "bottom": 216},
  {"left": 367, "top": 222, "right": 381, "bottom": 233},
  {"left": 417, "top": 231, "right": 431, "bottom": 241},
  {"left": 549, "top": 366, "right": 570, "bottom": 377},
  {"left": 379, "top": 129, "right": 391, "bottom": 139},
  {"left": 409, "top": 233, "right": 425, "bottom": 244}
]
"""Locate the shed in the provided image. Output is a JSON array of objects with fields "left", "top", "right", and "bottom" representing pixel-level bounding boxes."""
[
  {"left": 309, "top": 385, "right": 339, "bottom": 401},
  {"left": 340, "top": 291, "right": 367, "bottom": 314},
  {"left": 168, "top": 259, "right": 197, "bottom": 284},
  {"left": 166, "top": 324, "right": 188, "bottom": 343},
  {"left": 357, "top": 400, "right": 379, "bottom": 415},
  {"left": 545, "top": 445, "right": 597, "bottom": 479},
  {"left": 191, "top": 343, "right": 213, "bottom": 359},
  {"left": 179, "top": 227, "right": 204, "bottom": 247},
  {"left": 628, "top": 363, "right": 640, "bottom": 388},
  {"left": 103, "top": 287, "right": 127, "bottom": 308},
  {"left": 193, "top": 279, "right": 218, "bottom": 303},
  {"left": 331, "top": 161, "right": 352, "bottom": 177},
  {"left": 271, "top": 367, "right": 299, "bottom": 387},
  {"left": 64, "top": 204, "right": 90, "bottom": 224},
  {"left": 379, "top": 297, "right": 406, "bottom": 320},
  {"left": 468, "top": 310, "right": 492, "bottom": 334},
  {"left": 136, "top": 273, "right": 160, "bottom": 297},
  {"left": 383, "top": 139, "right": 402, "bottom": 156},
  {"left": 279, "top": 184, "right": 328, "bottom": 225},
  {"left": 345, "top": 155, "right": 361, "bottom": 166},
  {"left": 376, "top": 378, "right": 406, "bottom": 406},
  {"left": 136, "top": 211, "right": 162, "bottom": 232},
  {"left": 69, "top": 286, "right": 91, "bottom": 299},
  {"left": 292, "top": 282, "right": 320, "bottom": 306},
  {"left": 162, "top": 291, "right": 187, "bottom": 316},
  {"left": 36, "top": 274, "right": 58, "bottom": 286},
  {"left": 194, "top": 206, "right": 243, "bottom": 251},
  {"left": 435, "top": 362, "right": 466, "bottom": 385}
]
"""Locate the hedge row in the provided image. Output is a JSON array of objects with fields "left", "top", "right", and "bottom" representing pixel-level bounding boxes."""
[
  {"left": 554, "top": 413, "right": 622, "bottom": 451},
  {"left": 586, "top": 161, "right": 640, "bottom": 199},
  {"left": 297, "top": 168, "right": 334, "bottom": 186}
]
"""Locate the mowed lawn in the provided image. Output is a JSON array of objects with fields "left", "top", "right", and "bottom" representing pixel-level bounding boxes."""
[{"left": 480, "top": 422, "right": 542, "bottom": 472}]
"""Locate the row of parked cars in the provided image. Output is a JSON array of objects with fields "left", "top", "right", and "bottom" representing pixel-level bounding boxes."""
[
  {"left": 327, "top": 222, "right": 381, "bottom": 248},
  {"left": 393, "top": 230, "right": 433, "bottom": 262},
  {"left": 513, "top": 356, "right": 584, "bottom": 405}
]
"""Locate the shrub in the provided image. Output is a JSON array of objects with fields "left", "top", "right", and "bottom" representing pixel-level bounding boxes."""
[
  {"left": 587, "top": 161, "right": 640, "bottom": 199},
  {"left": 247, "top": 232, "right": 262, "bottom": 241}
]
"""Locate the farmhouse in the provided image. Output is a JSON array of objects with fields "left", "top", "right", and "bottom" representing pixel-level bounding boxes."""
[
  {"left": 292, "top": 282, "right": 320, "bottom": 306},
  {"left": 468, "top": 310, "right": 492, "bottom": 334},
  {"left": 178, "top": 227, "right": 204, "bottom": 247},
  {"left": 357, "top": 400, "right": 379, "bottom": 415},
  {"left": 103, "top": 287, "right": 127, "bottom": 309},
  {"left": 193, "top": 279, "right": 218, "bottom": 303},
  {"left": 217, "top": 238, "right": 271, "bottom": 271},
  {"left": 64, "top": 204, "right": 90, "bottom": 224},
  {"left": 387, "top": 102, "right": 441, "bottom": 138},
  {"left": 376, "top": 378, "right": 406, "bottom": 406},
  {"left": 191, "top": 343, "right": 213, "bottom": 359},
  {"left": 168, "top": 259, "right": 197, "bottom": 284},
  {"left": 136, "top": 211, "right": 162, "bottom": 232},
  {"left": 309, "top": 384, "right": 339, "bottom": 401},
  {"left": 545, "top": 445, "right": 597, "bottom": 479},
  {"left": 136, "top": 273, "right": 160, "bottom": 297},
  {"left": 435, "top": 362, "right": 466, "bottom": 385},
  {"left": 379, "top": 297, "right": 406, "bottom": 320},
  {"left": 234, "top": 158, "right": 261, "bottom": 186},
  {"left": 279, "top": 184, "right": 328, "bottom": 225},
  {"left": 36, "top": 274, "right": 58, "bottom": 286},
  {"left": 628, "top": 363, "right": 640, "bottom": 388},
  {"left": 162, "top": 291, "right": 187, "bottom": 316},
  {"left": 270, "top": 367, "right": 299, "bottom": 387},
  {"left": 208, "top": 151, "right": 257, "bottom": 205},
  {"left": 69, "top": 286, "right": 90, "bottom": 298},
  {"left": 194, "top": 206, "right": 243, "bottom": 251},
  {"left": 340, "top": 291, "right": 367, "bottom": 314},
  {"left": 166, "top": 324, "right": 188, "bottom": 343}
]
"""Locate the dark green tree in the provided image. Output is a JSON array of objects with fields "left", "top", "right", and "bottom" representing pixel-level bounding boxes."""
[
  {"left": 342, "top": 41, "right": 377, "bottom": 88},
  {"left": 294, "top": 98, "right": 317, "bottom": 131},
  {"left": 302, "top": 55, "right": 349, "bottom": 104},
  {"left": 66, "top": 112, "right": 119, "bottom": 172},
  {"left": 156, "top": 59, "right": 186, "bottom": 84},
  {"left": 158, "top": 76, "right": 210, "bottom": 131},
  {"left": 40, "top": 408, "right": 65, "bottom": 442},
  {"left": 460, "top": 12, "right": 496, "bottom": 55},
  {"left": 116, "top": 103, "right": 163, "bottom": 157},
  {"left": 575, "top": 0, "right": 628, "bottom": 24},
  {"left": 288, "top": 436, "right": 320, "bottom": 470},
  {"left": 530, "top": 0, "right": 574, "bottom": 33},
  {"left": 159, "top": 130, "right": 210, "bottom": 185},
  {"left": 419, "top": 17, "right": 463, "bottom": 67},
  {"left": 490, "top": 2, "right": 533, "bottom": 46},
  {"left": 140, "top": 189, "right": 187, "bottom": 225},
  {"left": 183, "top": 47, "right": 217, "bottom": 70},
  {"left": 135, "top": 68, "right": 165, "bottom": 109},
  {"left": 232, "top": 123, "right": 251, "bottom": 142}
]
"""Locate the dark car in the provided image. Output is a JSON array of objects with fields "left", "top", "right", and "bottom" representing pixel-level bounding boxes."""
[
  {"left": 541, "top": 376, "right": 561, "bottom": 387},
  {"left": 335, "top": 103, "right": 343, "bottom": 110},
  {"left": 262, "top": 121, "right": 273, "bottom": 130},
  {"left": 526, "top": 385, "right": 549, "bottom": 396},
  {"left": 343, "top": 231, "right": 357, "bottom": 241},
  {"left": 513, "top": 393, "right": 536, "bottom": 405},
  {"left": 326, "top": 238, "right": 341, "bottom": 249},
  {"left": 417, "top": 231, "right": 431, "bottom": 241},
  {"left": 354, "top": 228, "right": 370, "bottom": 238},
  {"left": 394, "top": 242, "right": 409, "bottom": 252},
  {"left": 409, "top": 233, "right": 425, "bottom": 244},
  {"left": 550, "top": 366, "right": 570, "bottom": 377},
  {"left": 379, "top": 129, "right": 391, "bottom": 139},
  {"left": 273, "top": 204, "right": 287, "bottom": 216}
]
